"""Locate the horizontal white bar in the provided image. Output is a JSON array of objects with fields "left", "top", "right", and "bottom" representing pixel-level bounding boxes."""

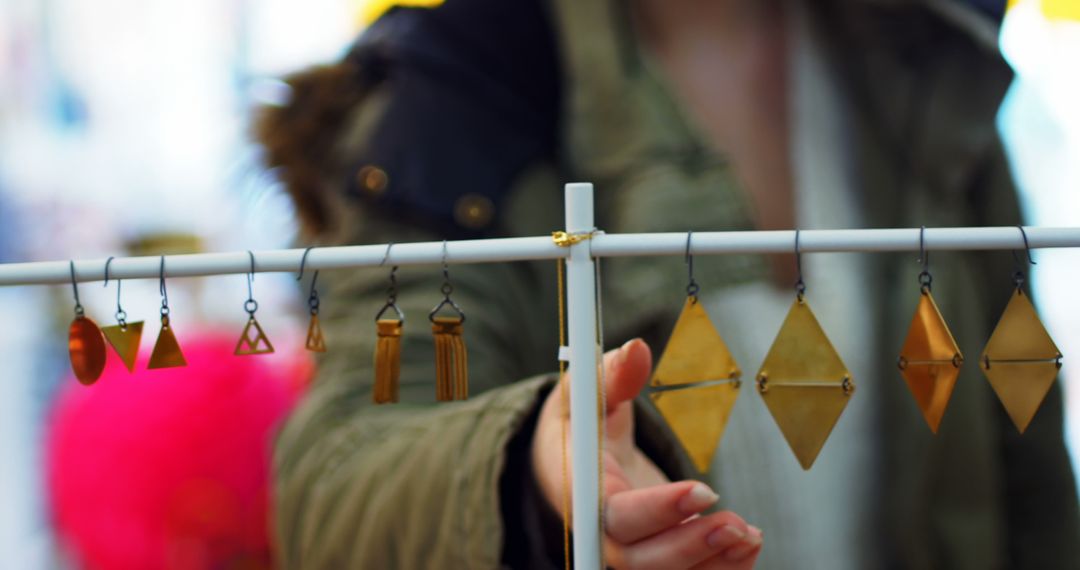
[{"left": 0, "top": 227, "right": 1077, "bottom": 287}]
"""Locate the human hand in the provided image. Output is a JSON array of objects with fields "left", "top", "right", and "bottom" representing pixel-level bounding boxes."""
[{"left": 532, "top": 338, "right": 763, "bottom": 569}]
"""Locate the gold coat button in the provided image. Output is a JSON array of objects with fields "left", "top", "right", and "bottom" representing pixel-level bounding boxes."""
[{"left": 357, "top": 165, "right": 389, "bottom": 195}]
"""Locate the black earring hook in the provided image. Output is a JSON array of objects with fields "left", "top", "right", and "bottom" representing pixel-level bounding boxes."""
[
  {"left": 918, "top": 226, "right": 932, "bottom": 292},
  {"left": 159, "top": 256, "right": 170, "bottom": 319},
  {"left": 297, "top": 246, "right": 321, "bottom": 314},
  {"left": 104, "top": 256, "right": 127, "bottom": 326},
  {"left": 70, "top": 260, "right": 84, "bottom": 317},
  {"left": 685, "top": 231, "right": 700, "bottom": 299},
  {"left": 244, "top": 250, "right": 258, "bottom": 316},
  {"left": 429, "top": 240, "right": 465, "bottom": 323},
  {"left": 375, "top": 242, "right": 404, "bottom": 322},
  {"left": 794, "top": 230, "right": 806, "bottom": 297},
  {"left": 1012, "top": 225, "right": 1037, "bottom": 289}
]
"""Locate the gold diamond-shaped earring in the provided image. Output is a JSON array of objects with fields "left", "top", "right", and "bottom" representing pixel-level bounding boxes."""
[
  {"left": 649, "top": 232, "right": 741, "bottom": 473},
  {"left": 897, "top": 227, "right": 963, "bottom": 433},
  {"left": 756, "top": 230, "right": 853, "bottom": 470},
  {"left": 980, "top": 226, "right": 1062, "bottom": 434}
]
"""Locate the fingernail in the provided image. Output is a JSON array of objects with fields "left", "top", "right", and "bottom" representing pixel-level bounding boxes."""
[
  {"left": 706, "top": 525, "right": 745, "bottom": 549},
  {"left": 677, "top": 483, "right": 719, "bottom": 515},
  {"left": 749, "top": 525, "right": 763, "bottom": 538},
  {"left": 722, "top": 528, "right": 763, "bottom": 561}
]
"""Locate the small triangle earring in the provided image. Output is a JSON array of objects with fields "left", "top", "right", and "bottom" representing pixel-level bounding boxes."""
[
  {"left": 100, "top": 256, "right": 144, "bottom": 373},
  {"left": 235, "top": 251, "right": 275, "bottom": 356},
  {"left": 296, "top": 246, "right": 326, "bottom": 353},
  {"left": 897, "top": 227, "right": 963, "bottom": 433},
  {"left": 148, "top": 256, "right": 187, "bottom": 369},
  {"left": 980, "top": 226, "right": 1063, "bottom": 433},
  {"left": 67, "top": 260, "right": 107, "bottom": 385},
  {"left": 649, "top": 231, "right": 741, "bottom": 473},
  {"left": 756, "top": 230, "right": 853, "bottom": 470}
]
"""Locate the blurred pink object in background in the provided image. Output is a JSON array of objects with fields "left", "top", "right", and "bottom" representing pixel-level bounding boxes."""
[{"left": 46, "top": 331, "right": 309, "bottom": 570}]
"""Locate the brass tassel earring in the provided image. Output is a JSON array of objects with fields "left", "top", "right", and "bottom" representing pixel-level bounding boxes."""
[
  {"left": 67, "top": 260, "right": 107, "bottom": 385},
  {"left": 897, "top": 227, "right": 963, "bottom": 433},
  {"left": 297, "top": 247, "right": 326, "bottom": 352},
  {"left": 430, "top": 241, "right": 468, "bottom": 401},
  {"left": 980, "top": 226, "right": 1063, "bottom": 433},
  {"left": 373, "top": 243, "right": 403, "bottom": 404}
]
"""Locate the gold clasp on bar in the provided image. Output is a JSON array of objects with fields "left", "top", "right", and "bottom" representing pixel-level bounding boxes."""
[{"left": 552, "top": 230, "right": 595, "bottom": 247}]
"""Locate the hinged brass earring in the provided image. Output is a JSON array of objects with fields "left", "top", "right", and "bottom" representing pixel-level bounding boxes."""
[
  {"left": 980, "top": 226, "right": 1062, "bottom": 433},
  {"left": 373, "top": 243, "right": 404, "bottom": 404},
  {"left": 297, "top": 247, "right": 326, "bottom": 353},
  {"left": 897, "top": 227, "right": 963, "bottom": 433},
  {"left": 67, "top": 261, "right": 107, "bottom": 385},
  {"left": 756, "top": 230, "right": 853, "bottom": 470},
  {"left": 430, "top": 241, "right": 468, "bottom": 401},
  {"left": 148, "top": 256, "right": 187, "bottom": 369},
  {"left": 100, "top": 256, "right": 144, "bottom": 373},
  {"left": 649, "top": 232, "right": 741, "bottom": 473},
  {"left": 235, "top": 251, "right": 275, "bottom": 356}
]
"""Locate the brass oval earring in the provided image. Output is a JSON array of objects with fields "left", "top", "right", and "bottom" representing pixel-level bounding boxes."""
[{"left": 67, "top": 260, "right": 107, "bottom": 385}]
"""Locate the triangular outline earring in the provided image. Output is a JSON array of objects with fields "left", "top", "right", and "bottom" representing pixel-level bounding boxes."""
[
  {"left": 234, "top": 250, "right": 275, "bottom": 356},
  {"left": 296, "top": 246, "right": 326, "bottom": 353}
]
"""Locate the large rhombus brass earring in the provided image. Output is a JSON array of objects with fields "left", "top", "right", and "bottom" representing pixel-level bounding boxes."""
[
  {"left": 897, "top": 227, "right": 963, "bottom": 434},
  {"left": 648, "top": 232, "right": 741, "bottom": 473},
  {"left": 980, "top": 226, "right": 1062, "bottom": 434},
  {"left": 756, "top": 230, "right": 853, "bottom": 470}
]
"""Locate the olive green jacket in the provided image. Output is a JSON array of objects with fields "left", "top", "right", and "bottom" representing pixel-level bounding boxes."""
[{"left": 271, "top": 1, "right": 1080, "bottom": 568}]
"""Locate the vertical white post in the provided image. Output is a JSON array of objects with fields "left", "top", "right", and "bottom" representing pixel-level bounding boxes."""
[{"left": 564, "top": 182, "right": 601, "bottom": 569}]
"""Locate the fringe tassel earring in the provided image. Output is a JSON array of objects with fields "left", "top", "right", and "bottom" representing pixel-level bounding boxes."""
[
  {"left": 373, "top": 243, "right": 403, "bottom": 404},
  {"left": 430, "top": 241, "right": 468, "bottom": 401}
]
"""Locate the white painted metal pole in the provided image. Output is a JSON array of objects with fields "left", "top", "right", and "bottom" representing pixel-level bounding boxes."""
[{"left": 564, "top": 183, "right": 602, "bottom": 569}]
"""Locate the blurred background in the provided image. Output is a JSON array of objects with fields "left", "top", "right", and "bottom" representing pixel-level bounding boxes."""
[{"left": 0, "top": 0, "right": 1077, "bottom": 567}]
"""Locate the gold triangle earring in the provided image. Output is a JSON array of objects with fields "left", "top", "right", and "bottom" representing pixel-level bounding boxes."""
[
  {"left": 756, "top": 230, "right": 853, "bottom": 470},
  {"left": 297, "top": 246, "right": 326, "bottom": 353},
  {"left": 148, "top": 256, "right": 187, "bottom": 369},
  {"left": 980, "top": 226, "right": 1063, "bottom": 433},
  {"left": 373, "top": 243, "right": 404, "bottom": 404},
  {"left": 234, "top": 251, "right": 275, "bottom": 356},
  {"left": 649, "top": 232, "right": 741, "bottom": 473},
  {"left": 100, "top": 256, "right": 144, "bottom": 373},
  {"left": 67, "top": 260, "right": 107, "bottom": 385},
  {"left": 430, "top": 241, "right": 468, "bottom": 401},
  {"left": 897, "top": 227, "right": 963, "bottom": 433}
]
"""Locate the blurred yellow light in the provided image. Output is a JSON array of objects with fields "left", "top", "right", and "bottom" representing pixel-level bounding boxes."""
[
  {"left": 356, "top": 0, "right": 445, "bottom": 27},
  {"left": 1041, "top": 0, "right": 1080, "bottom": 21}
]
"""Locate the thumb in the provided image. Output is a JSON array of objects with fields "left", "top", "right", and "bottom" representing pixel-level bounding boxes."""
[{"left": 603, "top": 338, "right": 653, "bottom": 412}]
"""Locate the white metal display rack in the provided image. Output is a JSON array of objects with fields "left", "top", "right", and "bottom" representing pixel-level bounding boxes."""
[{"left": 2, "top": 182, "right": 1080, "bottom": 568}]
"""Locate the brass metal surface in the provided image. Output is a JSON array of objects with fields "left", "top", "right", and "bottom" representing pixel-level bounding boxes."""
[
  {"left": 432, "top": 316, "right": 468, "bottom": 401},
  {"left": 648, "top": 296, "right": 740, "bottom": 472},
  {"left": 305, "top": 314, "right": 327, "bottom": 353},
  {"left": 756, "top": 296, "right": 852, "bottom": 470},
  {"left": 69, "top": 317, "right": 107, "bottom": 385},
  {"left": 898, "top": 291, "right": 962, "bottom": 433},
  {"left": 651, "top": 297, "right": 741, "bottom": 387},
  {"left": 374, "top": 318, "right": 403, "bottom": 404},
  {"left": 235, "top": 316, "right": 275, "bottom": 355},
  {"left": 981, "top": 288, "right": 1062, "bottom": 433},
  {"left": 148, "top": 317, "right": 187, "bottom": 369},
  {"left": 650, "top": 382, "right": 739, "bottom": 473},
  {"left": 101, "top": 321, "right": 144, "bottom": 373}
]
